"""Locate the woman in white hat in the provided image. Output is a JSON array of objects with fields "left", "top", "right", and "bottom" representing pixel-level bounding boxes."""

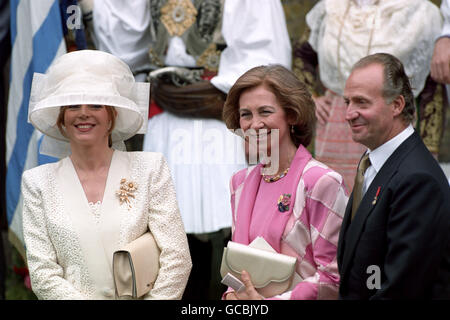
[{"left": 21, "top": 50, "right": 192, "bottom": 299}]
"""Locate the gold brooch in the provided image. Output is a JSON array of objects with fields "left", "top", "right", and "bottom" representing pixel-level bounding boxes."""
[
  {"left": 160, "top": 0, "right": 197, "bottom": 37},
  {"left": 117, "top": 178, "right": 137, "bottom": 209},
  {"left": 197, "top": 43, "right": 221, "bottom": 72}
]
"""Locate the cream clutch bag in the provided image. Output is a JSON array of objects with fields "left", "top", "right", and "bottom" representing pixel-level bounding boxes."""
[
  {"left": 220, "top": 237, "right": 297, "bottom": 298},
  {"left": 113, "top": 232, "right": 160, "bottom": 299}
]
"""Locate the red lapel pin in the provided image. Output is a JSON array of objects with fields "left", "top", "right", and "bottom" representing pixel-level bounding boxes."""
[{"left": 372, "top": 186, "right": 381, "bottom": 205}]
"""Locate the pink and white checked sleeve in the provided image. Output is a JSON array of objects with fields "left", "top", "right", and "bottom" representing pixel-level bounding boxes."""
[{"left": 269, "top": 170, "right": 348, "bottom": 300}]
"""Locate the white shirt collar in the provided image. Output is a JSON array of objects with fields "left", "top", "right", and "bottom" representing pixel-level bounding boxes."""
[{"left": 367, "top": 124, "right": 414, "bottom": 173}]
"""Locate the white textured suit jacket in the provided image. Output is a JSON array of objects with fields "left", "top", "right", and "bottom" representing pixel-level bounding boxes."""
[{"left": 22, "top": 150, "right": 192, "bottom": 300}]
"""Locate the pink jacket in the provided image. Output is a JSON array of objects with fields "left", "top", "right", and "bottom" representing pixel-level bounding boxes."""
[{"left": 229, "top": 145, "right": 348, "bottom": 299}]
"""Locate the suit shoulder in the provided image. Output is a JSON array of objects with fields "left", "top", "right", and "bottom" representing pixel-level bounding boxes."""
[
  {"left": 303, "top": 158, "right": 346, "bottom": 190},
  {"left": 232, "top": 167, "right": 253, "bottom": 182},
  {"left": 119, "top": 150, "right": 165, "bottom": 163},
  {"left": 21, "top": 161, "right": 62, "bottom": 193},
  {"left": 394, "top": 144, "right": 448, "bottom": 188},
  {"left": 22, "top": 161, "right": 60, "bottom": 181},
  {"left": 122, "top": 151, "right": 170, "bottom": 175}
]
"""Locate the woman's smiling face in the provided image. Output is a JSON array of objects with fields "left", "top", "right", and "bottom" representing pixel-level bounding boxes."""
[
  {"left": 63, "top": 104, "right": 112, "bottom": 147},
  {"left": 238, "top": 84, "right": 293, "bottom": 158}
]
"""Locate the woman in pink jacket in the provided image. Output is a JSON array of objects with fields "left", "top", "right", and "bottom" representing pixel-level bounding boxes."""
[{"left": 222, "top": 65, "right": 348, "bottom": 300}]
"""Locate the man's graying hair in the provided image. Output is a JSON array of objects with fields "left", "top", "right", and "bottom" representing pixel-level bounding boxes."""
[{"left": 351, "top": 53, "right": 416, "bottom": 123}]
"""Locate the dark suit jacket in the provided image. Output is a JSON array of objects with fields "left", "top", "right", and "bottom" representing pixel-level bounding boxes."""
[{"left": 337, "top": 131, "right": 450, "bottom": 299}]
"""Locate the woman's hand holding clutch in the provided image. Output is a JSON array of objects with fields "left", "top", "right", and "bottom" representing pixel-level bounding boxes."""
[{"left": 224, "top": 270, "right": 263, "bottom": 300}]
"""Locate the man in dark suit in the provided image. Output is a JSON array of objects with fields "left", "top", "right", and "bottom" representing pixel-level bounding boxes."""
[{"left": 337, "top": 53, "right": 450, "bottom": 299}]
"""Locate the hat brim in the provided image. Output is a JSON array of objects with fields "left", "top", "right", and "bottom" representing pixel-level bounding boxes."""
[
  {"left": 29, "top": 93, "right": 145, "bottom": 143},
  {"left": 28, "top": 72, "right": 149, "bottom": 143},
  {"left": 27, "top": 50, "right": 150, "bottom": 151}
]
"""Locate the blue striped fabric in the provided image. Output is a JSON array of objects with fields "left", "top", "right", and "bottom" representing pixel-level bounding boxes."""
[{"left": 6, "top": 0, "right": 65, "bottom": 253}]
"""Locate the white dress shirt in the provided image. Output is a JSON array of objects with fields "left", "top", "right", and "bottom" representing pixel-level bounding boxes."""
[{"left": 362, "top": 124, "right": 415, "bottom": 194}]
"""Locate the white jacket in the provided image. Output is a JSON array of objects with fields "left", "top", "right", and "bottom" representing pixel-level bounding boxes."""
[{"left": 22, "top": 150, "right": 192, "bottom": 300}]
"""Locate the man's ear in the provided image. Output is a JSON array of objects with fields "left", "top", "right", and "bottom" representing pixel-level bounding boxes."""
[{"left": 391, "top": 95, "right": 405, "bottom": 117}]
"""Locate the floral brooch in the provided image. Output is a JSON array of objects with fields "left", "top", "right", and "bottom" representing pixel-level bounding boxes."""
[
  {"left": 277, "top": 194, "right": 291, "bottom": 212},
  {"left": 116, "top": 178, "right": 137, "bottom": 209}
]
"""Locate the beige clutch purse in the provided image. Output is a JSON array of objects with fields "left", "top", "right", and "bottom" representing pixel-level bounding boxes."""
[
  {"left": 113, "top": 232, "right": 160, "bottom": 299},
  {"left": 220, "top": 238, "right": 297, "bottom": 298}
]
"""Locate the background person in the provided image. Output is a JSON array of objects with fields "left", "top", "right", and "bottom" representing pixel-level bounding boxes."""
[
  {"left": 431, "top": 0, "right": 450, "bottom": 84},
  {"left": 0, "top": 0, "right": 10, "bottom": 300},
  {"left": 222, "top": 65, "right": 348, "bottom": 300},
  {"left": 88, "top": 0, "right": 292, "bottom": 299},
  {"left": 431, "top": 0, "right": 450, "bottom": 179},
  {"left": 338, "top": 53, "right": 450, "bottom": 299},
  {"left": 293, "top": 0, "right": 444, "bottom": 190},
  {"left": 22, "top": 50, "right": 192, "bottom": 299},
  {"left": 142, "top": 0, "right": 292, "bottom": 299}
]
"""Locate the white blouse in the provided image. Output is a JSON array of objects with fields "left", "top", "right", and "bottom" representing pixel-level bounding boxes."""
[
  {"left": 307, "top": 0, "right": 442, "bottom": 96},
  {"left": 89, "top": 201, "right": 102, "bottom": 225}
]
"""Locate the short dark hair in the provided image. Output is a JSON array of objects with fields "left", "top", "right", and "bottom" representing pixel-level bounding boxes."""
[
  {"left": 351, "top": 53, "right": 415, "bottom": 123},
  {"left": 223, "top": 64, "right": 316, "bottom": 147}
]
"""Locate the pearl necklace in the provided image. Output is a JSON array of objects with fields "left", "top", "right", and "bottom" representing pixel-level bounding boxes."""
[{"left": 262, "top": 167, "right": 290, "bottom": 183}]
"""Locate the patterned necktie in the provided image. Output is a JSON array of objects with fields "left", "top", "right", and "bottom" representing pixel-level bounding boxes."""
[{"left": 351, "top": 153, "right": 371, "bottom": 220}]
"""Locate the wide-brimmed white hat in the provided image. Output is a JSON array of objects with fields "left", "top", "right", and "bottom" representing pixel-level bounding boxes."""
[{"left": 28, "top": 49, "right": 149, "bottom": 158}]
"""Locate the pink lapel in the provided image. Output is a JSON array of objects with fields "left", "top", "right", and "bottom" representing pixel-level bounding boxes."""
[
  {"left": 232, "top": 163, "right": 264, "bottom": 245},
  {"left": 233, "top": 145, "right": 312, "bottom": 252}
]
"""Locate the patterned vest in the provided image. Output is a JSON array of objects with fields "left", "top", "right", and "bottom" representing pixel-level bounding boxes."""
[{"left": 148, "top": 0, "right": 224, "bottom": 75}]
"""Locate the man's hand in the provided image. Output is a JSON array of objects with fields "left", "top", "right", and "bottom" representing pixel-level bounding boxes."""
[
  {"left": 431, "top": 37, "right": 450, "bottom": 84},
  {"left": 313, "top": 94, "right": 333, "bottom": 125}
]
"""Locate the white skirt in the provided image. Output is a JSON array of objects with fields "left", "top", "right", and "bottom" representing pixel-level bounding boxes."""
[{"left": 143, "top": 112, "right": 246, "bottom": 234}]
